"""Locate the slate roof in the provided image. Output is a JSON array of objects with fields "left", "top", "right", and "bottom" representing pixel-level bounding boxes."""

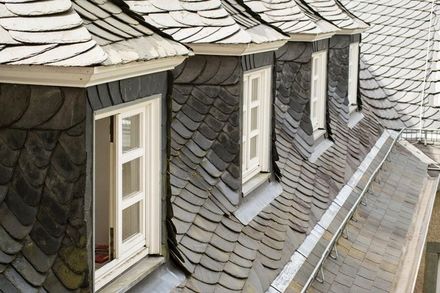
[
  {"left": 309, "top": 144, "right": 428, "bottom": 292},
  {"left": 341, "top": 0, "right": 440, "bottom": 129},
  {"left": 302, "top": 0, "right": 369, "bottom": 32},
  {"left": 0, "top": 0, "right": 189, "bottom": 66},
  {"left": 241, "top": 0, "right": 338, "bottom": 36},
  {"left": 167, "top": 41, "right": 385, "bottom": 291},
  {"left": 125, "top": 0, "right": 287, "bottom": 44}
]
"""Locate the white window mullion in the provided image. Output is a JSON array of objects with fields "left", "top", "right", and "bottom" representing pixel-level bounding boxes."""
[{"left": 115, "top": 114, "right": 123, "bottom": 259}]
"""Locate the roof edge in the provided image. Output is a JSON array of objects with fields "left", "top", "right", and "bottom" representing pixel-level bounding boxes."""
[
  {"left": 0, "top": 56, "right": 187, "bottom": 88},
  {"left": 289, "top": 32, "right": 336, "bottom": 42},
  {"left": 188, "top": 40, "right": 288, "bottom": 56},
  {"left": 335, "top": 27, "right": 368, "bottom": 35},
  {"left": 269, "top": 130, "right": 392, "bottom": 292}
]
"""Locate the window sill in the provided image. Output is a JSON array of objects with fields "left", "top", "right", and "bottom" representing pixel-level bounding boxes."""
[
  {"left": 348, "top": 111, "right": 364, "bottom": 129},
  {"left": 309, "top": 139, "right": 334, "bottom": 164},
  {"left": 313, "top": 129, "right": 326, "bottom": 142},
  {"left": 235, "top": 179, "right": 283, "bottom": 225},
  {"left": 242, "top": 172, "right": 271, "bottom": 197},
  {"left": 98, "top": 256, "right": 164, "bottom": 293}
]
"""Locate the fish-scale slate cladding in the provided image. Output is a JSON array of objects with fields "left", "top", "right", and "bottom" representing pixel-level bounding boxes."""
[
  {"left": 0, "top": 84, "right": 89, "bottom": 291},
  {"left": 241, "top": 0, "right": 338, "bottom": 35},
  {"left": 125, "top": 0, "right": 286, "bottom": 44},
  {"left": 341, "top": 0, "right": 440, "bottom": 129},
  {"left": 0, "top": 0, "right": 188, "bottom": 66},
  {"left": 301, "top": 0, "right": 368, "bottom": 31},
  {"left": 168, "top": 44, "right": 383, "bottom": 292}
]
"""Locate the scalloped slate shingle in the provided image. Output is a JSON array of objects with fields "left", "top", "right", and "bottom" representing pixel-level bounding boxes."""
[
  {"left": 0, "top": 84, "right": 89, "bottom": 292},
  {"left": 0, "top": 0, "right": 189, "bottom": 66},
  {"left": 168, "top": 38, "right": 384, "bottom": 292},
  {"left": 302, "top": 0, "right": 369, "bottom": 31},
  {"left": 241, "top": 0, "right": 338, "bottom": 36},
  {"left": 341, "top": 0, "right": 440, "bottom": 129},
  {"left": 124, "top": 0, "right": 287, "bottom": 44}
]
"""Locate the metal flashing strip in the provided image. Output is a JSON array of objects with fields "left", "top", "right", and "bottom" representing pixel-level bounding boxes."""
[
  {"left": 347, "top": 111, "right": 364, "bottom": 129},
  {"left": 309, "top": 139, "right": 334, "bottom": 163},
  {"left": 268, "top": 130, "right": 392, "bottom": 293},
  {"left": 0, "top": 56, "right": 187, "bottom": 88},
  {"left": 234, "top": 181, "right": 283, "bottom": 225}
]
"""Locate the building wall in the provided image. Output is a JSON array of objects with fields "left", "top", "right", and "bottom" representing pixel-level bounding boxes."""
[
  {"left": 168, "top": 40, "right": 384, "bottom": 292},
  {"left": 0, "top": 83, "right": 89, "bottom": 291}
]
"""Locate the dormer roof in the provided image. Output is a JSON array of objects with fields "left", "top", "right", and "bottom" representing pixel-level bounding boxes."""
[
  {"left": 302, "top": 0, "right": 369, "bottom": 34},
  {"left": 0, "top": 0, "right": 190, "bottom": 66},
  {"left": 242, "top": 0, "right": 339, "bottom": 41},
  {"left": 125, "top": 0, "right": 288, "bottom": 55}
]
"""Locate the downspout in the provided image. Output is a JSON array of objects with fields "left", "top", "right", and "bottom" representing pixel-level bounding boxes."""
[{"left": 419, "top": 0, "right": 436, "bottom": 138}]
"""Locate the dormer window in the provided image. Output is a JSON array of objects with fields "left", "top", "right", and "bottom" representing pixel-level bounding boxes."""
[
  {"left": 310, "top": 50, "right": 328, "bottom": 139},
  {"left": 94, "top": 97, "right": 162, "bottom": 290},
  {"left": 348, "top": 42, "right": 360, "bottom": 113},
  {"left": 242, "top": 67, "right": 272, "bottom": 186}
]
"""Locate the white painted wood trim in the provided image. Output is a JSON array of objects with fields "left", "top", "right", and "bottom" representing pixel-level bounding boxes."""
[
  {"left": 93, "top": 96, "right": 162, "bottom": 290},
  {"left": 289, "top": 32, "right": 335, "bottom": 42},
  {"left": 0, "top": 56, "right": 187, "bottom": 88},
  {"left": 335, "top": 28, "right": 368, "bottom": 35},
  {"left": 95, "top": 248, "right": 149, "bottom": 291},
  {"left": 188, "top": 40, "right": 287, "bottom": 56},
  {"left": 268, "top": 130, "right": 392, "bottom": 293}
]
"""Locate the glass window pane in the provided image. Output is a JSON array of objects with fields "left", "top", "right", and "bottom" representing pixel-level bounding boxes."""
[
  {"left": 250, "top": 136, "right": 257, "bottom": 159},
  {"left": 251, "top": 78, "right": 259, "bottom": 102},
  {"left": 122, "top": 202, "right": 140, "bottom": 242},
  {"left": 251, "top": 107, "right": 258, "bottom": 131},
  {"left": 122, "top": 158, "right": 140, "bottom": 198},
  {"left": 122, "top": 114, "right": 140, "bottom": 153}
]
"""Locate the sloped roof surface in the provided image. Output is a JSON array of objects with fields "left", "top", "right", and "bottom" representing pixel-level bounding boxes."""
[
  {"left": 0, "top": 0, "right": 189, "bottom": 66},
  {"left": 302, "top": 0, "right": 368, "bottom": 31},
  {"left": 167, "top": 41, "right": 384, "bottom": 292},
  {"left": 310, "top": 144, "right": 428, "bottom": 292},
  {"left": 241, "top": 0, "right": 338, "bottom": 35},
  {"left": 341, "top": 0, "right": 440, "bottom": 129},
  {"left": 125, "top": 0, "right": 287, "bottom": 44}
]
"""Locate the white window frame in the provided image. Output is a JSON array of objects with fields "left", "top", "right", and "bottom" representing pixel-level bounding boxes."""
[
  {"left": 242, "top": 67, "right": 272, "bottom": 184},
  {"left": 93, "top": 96, "right": 162, "bottom": 290},
  {"left": 348, "top": 42, "right": 360, "bottom": 113},
  {"left": 310, "top": 50, "right": 328, "bottom": 139}
]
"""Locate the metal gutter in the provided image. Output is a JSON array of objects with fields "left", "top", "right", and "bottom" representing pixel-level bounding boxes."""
[{"left": 299, "top": 128, "right": 405, "bottom": 292}]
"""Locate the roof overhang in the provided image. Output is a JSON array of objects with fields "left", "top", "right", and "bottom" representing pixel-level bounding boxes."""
[
  {"left": 335, "top": 27, "right": 369, "bottom": 35},
  {"left": 288, "top": 32, "right": 336, "bottom": 42},
  {"left": 0, "top": 55, "right": 187, "bottom": 88},
  {"left": 188, "top": 40, "right": 288, "bottom": 56}
]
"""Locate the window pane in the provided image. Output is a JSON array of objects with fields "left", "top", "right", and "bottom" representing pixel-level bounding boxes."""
[
  {"left": 251, "top": 78, "right": 259, "bottom": 102},
  {"left": 250, "top": 136, "right": 257, "bottom": 159},
  {"left": 122, "top": 158, "right": 140, "bottom": 197},
  {"left": 251, "top": 107, "right": 258, "bottom": 131},
  {"left": 122, "top": 114, "right": 140, "bottom": 153},
  {"left": 122, "top": 202, "right": 140, "bottom": 242}
]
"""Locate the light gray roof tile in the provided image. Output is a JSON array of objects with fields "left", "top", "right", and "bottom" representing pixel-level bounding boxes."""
[
  {"left": 0, "top": 0, "right": 190, "bottom": 66},
  {"left": 125, "top": 0, "right": 287, "bottom": 44}
]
